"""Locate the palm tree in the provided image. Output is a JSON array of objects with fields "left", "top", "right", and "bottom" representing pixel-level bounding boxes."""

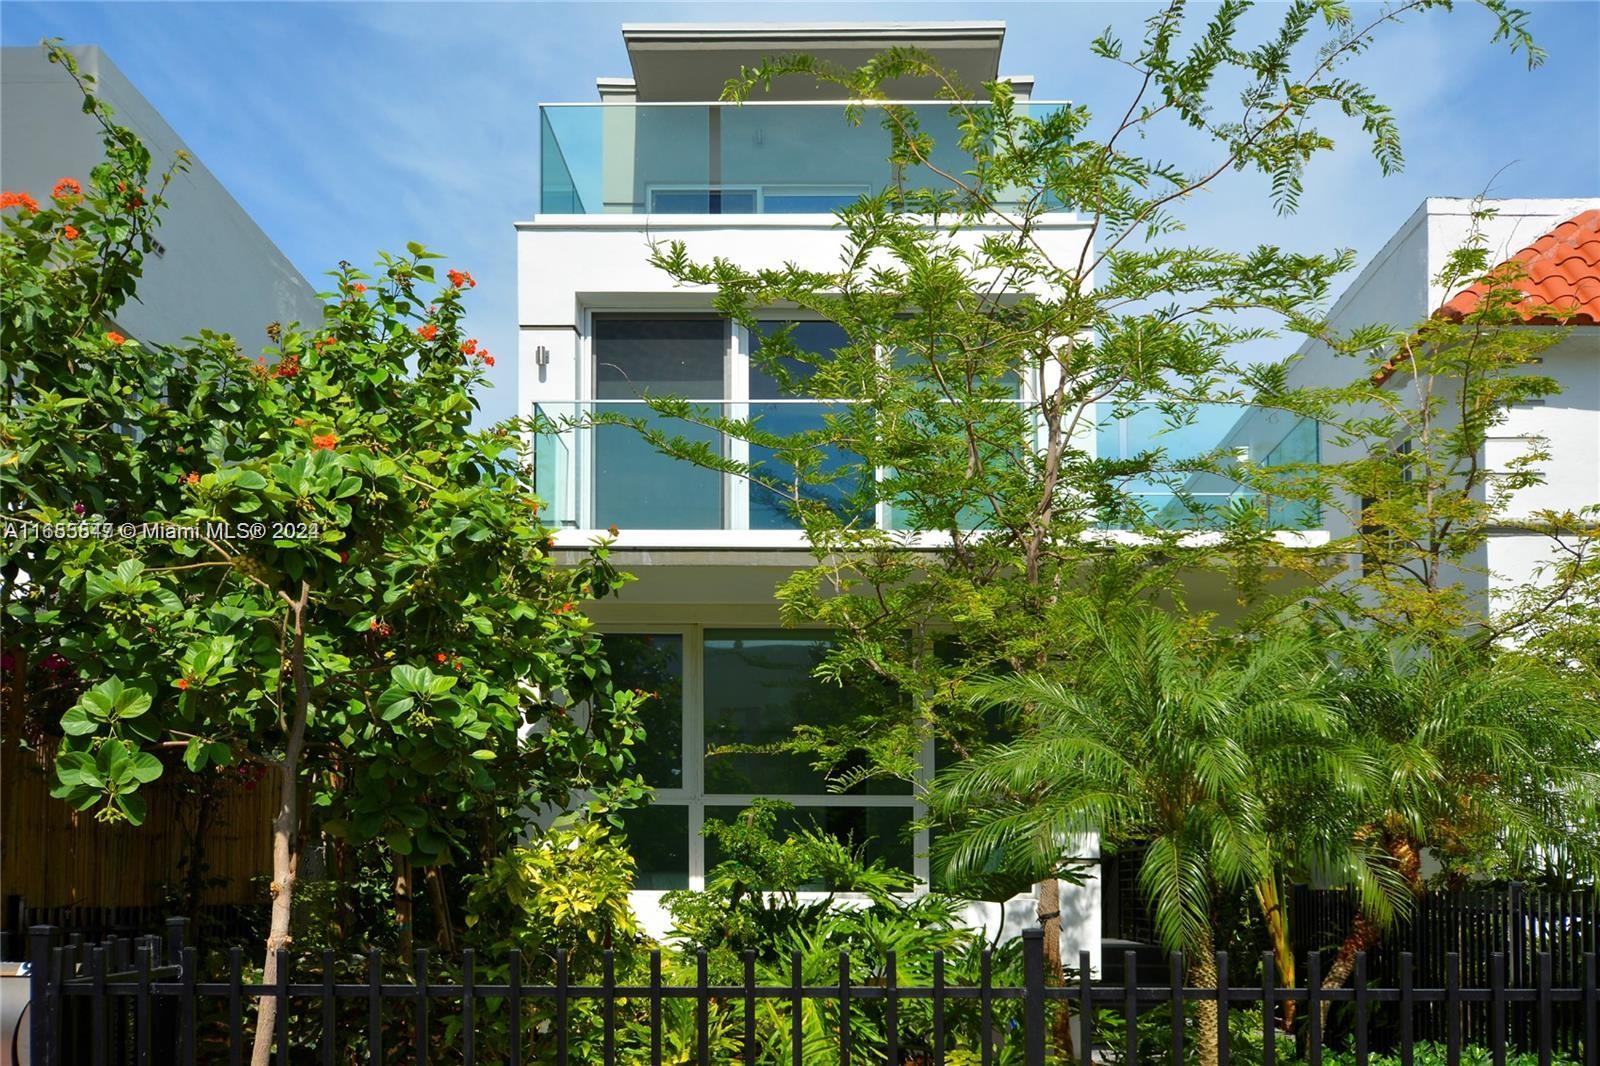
[
  {"left": 1315, "top": 629, "right": 1600, "bottom": 997},
  {"left": 927, "top": 603, "right": 1390, "bottom": 1066}
]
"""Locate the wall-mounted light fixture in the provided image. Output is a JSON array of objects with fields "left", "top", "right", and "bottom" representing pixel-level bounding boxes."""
[{"left": 535, "top": 345, "right": 550, "bottom": 367}]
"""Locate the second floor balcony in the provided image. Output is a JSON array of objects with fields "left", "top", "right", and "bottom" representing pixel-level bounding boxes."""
[
  {"left": 538, "top": 100, "right": 1067, "bottom": 216},
  {"left": 530, "top": 400, "right": 1320, "bottom": 541}
]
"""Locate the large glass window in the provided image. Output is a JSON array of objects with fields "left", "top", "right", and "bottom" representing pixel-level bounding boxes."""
[
  {"left": 704, "top": 805, "right": 914, "bottom": 887},
  {"left": 606, "top": 626, "right": 923, "bottom": 889},
  {"left": 593, "top": 317, "right": 725, "bottom": 529},
  {"left": 748, "top": 321, "right": 871, "bottom": 531},
  {"left": 702, "top": 629, "right": 909, "bottom": 796},
  {"left": 617, "top": 805, "right": 690, "bottom": 890},
  {"left": 601, "top": 633, "right": 683, "bottom": 790}
]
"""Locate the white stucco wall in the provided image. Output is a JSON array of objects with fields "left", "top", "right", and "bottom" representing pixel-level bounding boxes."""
[
  {"left": 0, "top": 45, "right": 321, "bottom": 349},
  {"left": 1276, "top": 198, "right": 1600, "bottom": 607}
]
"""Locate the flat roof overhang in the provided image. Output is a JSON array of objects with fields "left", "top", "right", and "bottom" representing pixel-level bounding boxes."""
[{"left": 619, "top": 21, "right": 1007, "bottom": 102}]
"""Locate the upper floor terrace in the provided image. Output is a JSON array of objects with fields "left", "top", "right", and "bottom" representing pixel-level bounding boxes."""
[{"left": 538, "top": 21, "right": 1064, "bottom": 217}]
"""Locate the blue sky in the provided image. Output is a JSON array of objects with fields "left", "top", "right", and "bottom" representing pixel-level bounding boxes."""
[{"left": 4, "top": 1, "right": 1597, "bottom": 425}]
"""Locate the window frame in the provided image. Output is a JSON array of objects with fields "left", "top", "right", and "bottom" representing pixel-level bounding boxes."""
[{"left": 600, "top": 620, "right": 933, "bottom": 894}]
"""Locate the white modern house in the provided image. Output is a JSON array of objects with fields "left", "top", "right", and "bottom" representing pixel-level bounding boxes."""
[
  {"left": 515, "top": 20, "right": 1597, "bottom": 964},
  {"left": 515, "top": 21, "right": 1333, "bottom": 967}
]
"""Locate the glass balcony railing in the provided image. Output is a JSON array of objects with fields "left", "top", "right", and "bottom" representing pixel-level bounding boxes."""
[
  {"left": 538, "top": 101, "right": 1069, "bottom": 215},
  {"left": 530, "top": 400, "right": 1321, "bottom": 534}
]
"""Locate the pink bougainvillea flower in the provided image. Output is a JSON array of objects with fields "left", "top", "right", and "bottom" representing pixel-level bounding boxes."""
[
  {"left": 52, "top": 177, "right": 82, "bottom": 199},
  {"left": 416, "top": 323, "right": 438, "bottom": 341},
  {"left": 105, "top": 331, "right": 126, "bottom": 346},
  {"left": 0, "top": 191, "right": 39, "bottom": 212}
]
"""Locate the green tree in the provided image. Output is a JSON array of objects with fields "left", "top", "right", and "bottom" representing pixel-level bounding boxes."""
[
  {"left": 927, "top": 602, "right": 1394, "bottom": 1066},
  {"left": 1309, "top": 628, "right": 1599, "bottom": 1003},
  {"left": 1, "top": 44, "right": 646, "bottom": 1065},
  {"left": 1277, "top": 203, "right": 1595, "bottom": 643},
  {"left": 585, "top": 0, "right": 1544, "bottom": 1019},
  {"left": 1261, "top": 208, "right": 1600, "bottom": 1003}
]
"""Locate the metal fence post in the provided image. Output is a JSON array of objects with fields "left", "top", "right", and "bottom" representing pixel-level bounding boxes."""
[
  {"left": 1022, "top": 928, "right": 1046, "bottom": 1066},
  {"left": 163, "top": 917, "right": 188, "bottom": 966},
  {"left": 28, "top": 924, "right": 54, "bottom": 1066}
]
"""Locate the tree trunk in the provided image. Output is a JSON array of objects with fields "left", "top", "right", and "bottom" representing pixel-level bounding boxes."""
[
  {"left": 1191, "top": 928, "right": 1221, "bottom": 1066},
  {"left": 1319, "top": 829, "right": 1424, "bottom": 1025},
  {"left": 424, "top": 866, "right": 457, "bottom": 955},
  {"left": 1254, "top": 878, "right": 1297, "bottom": 1030},
  {"left": 395, "top": 857, "right": 414, "bottom": 959},
  {"left": 1038, "top": 877, "right": 1077, "bottom": 1060},
  {"left": 250, "top": 583, "right": 311, "bottom": 1066},
  {"left": 1319, "top": 911, "right": 1381, "bottom": 1026}
]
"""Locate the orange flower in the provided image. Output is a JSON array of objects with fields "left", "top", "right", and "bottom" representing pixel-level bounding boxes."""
[
  {"left": 176, "top": 678, "right": 190, "bottom": 690},
  {"left": 435, "top": 652, "right": 448, "bottom": 664},
  {"left": 0, "top": 191, "right": 39, "bottom": 212},
  {"left": 52, "top": 177, "right": 82, "bottom": 199},
  {"left": 106, "top": 331, "right": 127, "bottom": 346},
  {"left": 416, "top": 323, "right": 438, "bottom": 341},
  {"left": 184, "top": 471, "right": 200, "bottom": 486},
  {"left": 275, "top": 354, "right": 301, "bottom": 378},
  {"left": 447, "top": 269, "right": 476, "bottom": 289},
  {"left": 607, "top": 524, "right": 619, "bottom": 537},
  {"left": 60, "top": 225, "right": 80, "bottom": 241},
  {"left": 315, "top": 336, "right": 336, "bottom": 350},
  {"left": 482, "top": 354, "right": 495, "bottom": 367},
  {"left": 352, "top": 283, "right": 367, "bottom": 294},
  {"left": 460, "top": 338, "right": 478, "bottom": 356},
  {"left": 312, "top": 433, "right": 338, "bottom": 451}
]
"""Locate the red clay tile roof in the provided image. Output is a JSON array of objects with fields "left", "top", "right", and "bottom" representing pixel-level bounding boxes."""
[
  {"left": 1437, "top": 208, "right": 1600, "bottom": 326},
  {"left": 1372, "top": 209, "right": 1600, "bottom": 384}
]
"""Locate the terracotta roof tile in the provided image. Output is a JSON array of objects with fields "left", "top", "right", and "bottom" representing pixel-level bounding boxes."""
[
  {"left": 1373, "top": 209, "right": 1600, "bottom": 384},
  {"left": 1436, "top": 208, "right": 1600, "bottom": 326}
]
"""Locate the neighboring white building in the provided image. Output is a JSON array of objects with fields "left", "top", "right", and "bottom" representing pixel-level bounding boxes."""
[
  {"left": 1263, "top": 198, "right": 1600, "bottom": 619},
  {"left": 0, "top": 45, "right": 321, "bottom": 347}
]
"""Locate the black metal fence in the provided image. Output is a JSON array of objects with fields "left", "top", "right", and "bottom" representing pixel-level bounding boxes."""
[
  {"left": 1294, "top": 884, "right": 1598, "bottom": 1056},
  {"left": 0, "top": 898, "right": 259, "bottom": 962},
  {"left": 20, "top": 923, "right": 1600, "bottom": 1066}
]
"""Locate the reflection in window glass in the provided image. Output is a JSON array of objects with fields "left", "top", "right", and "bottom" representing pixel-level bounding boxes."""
[
  {"left": 702, "top": 630, "right": 908, "bottom": 796},
  {"left": 600, "top": 634, "right": 683, "bottom": 790},
  {"left": 592, "top": 318, "right": 726, "bottom": 528},
  {"left": 594, "top": 409, "right": 723, "bottom": 529},
  {"left": 594, "top": 317, "right": 725, "bottom": 399},
  {"left": 617, "top": 805, "right": 690, "bottom": 890},
  {"left": 705, "top": 805, "right": 914, "bottom": 883},
  {"left": 749, "top": 323, "right": 870, "bottom": 530}
]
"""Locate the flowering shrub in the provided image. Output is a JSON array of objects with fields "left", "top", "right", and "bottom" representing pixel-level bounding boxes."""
[{"left": 1, "top": 41, "right": 645, "bottom": 1064}]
